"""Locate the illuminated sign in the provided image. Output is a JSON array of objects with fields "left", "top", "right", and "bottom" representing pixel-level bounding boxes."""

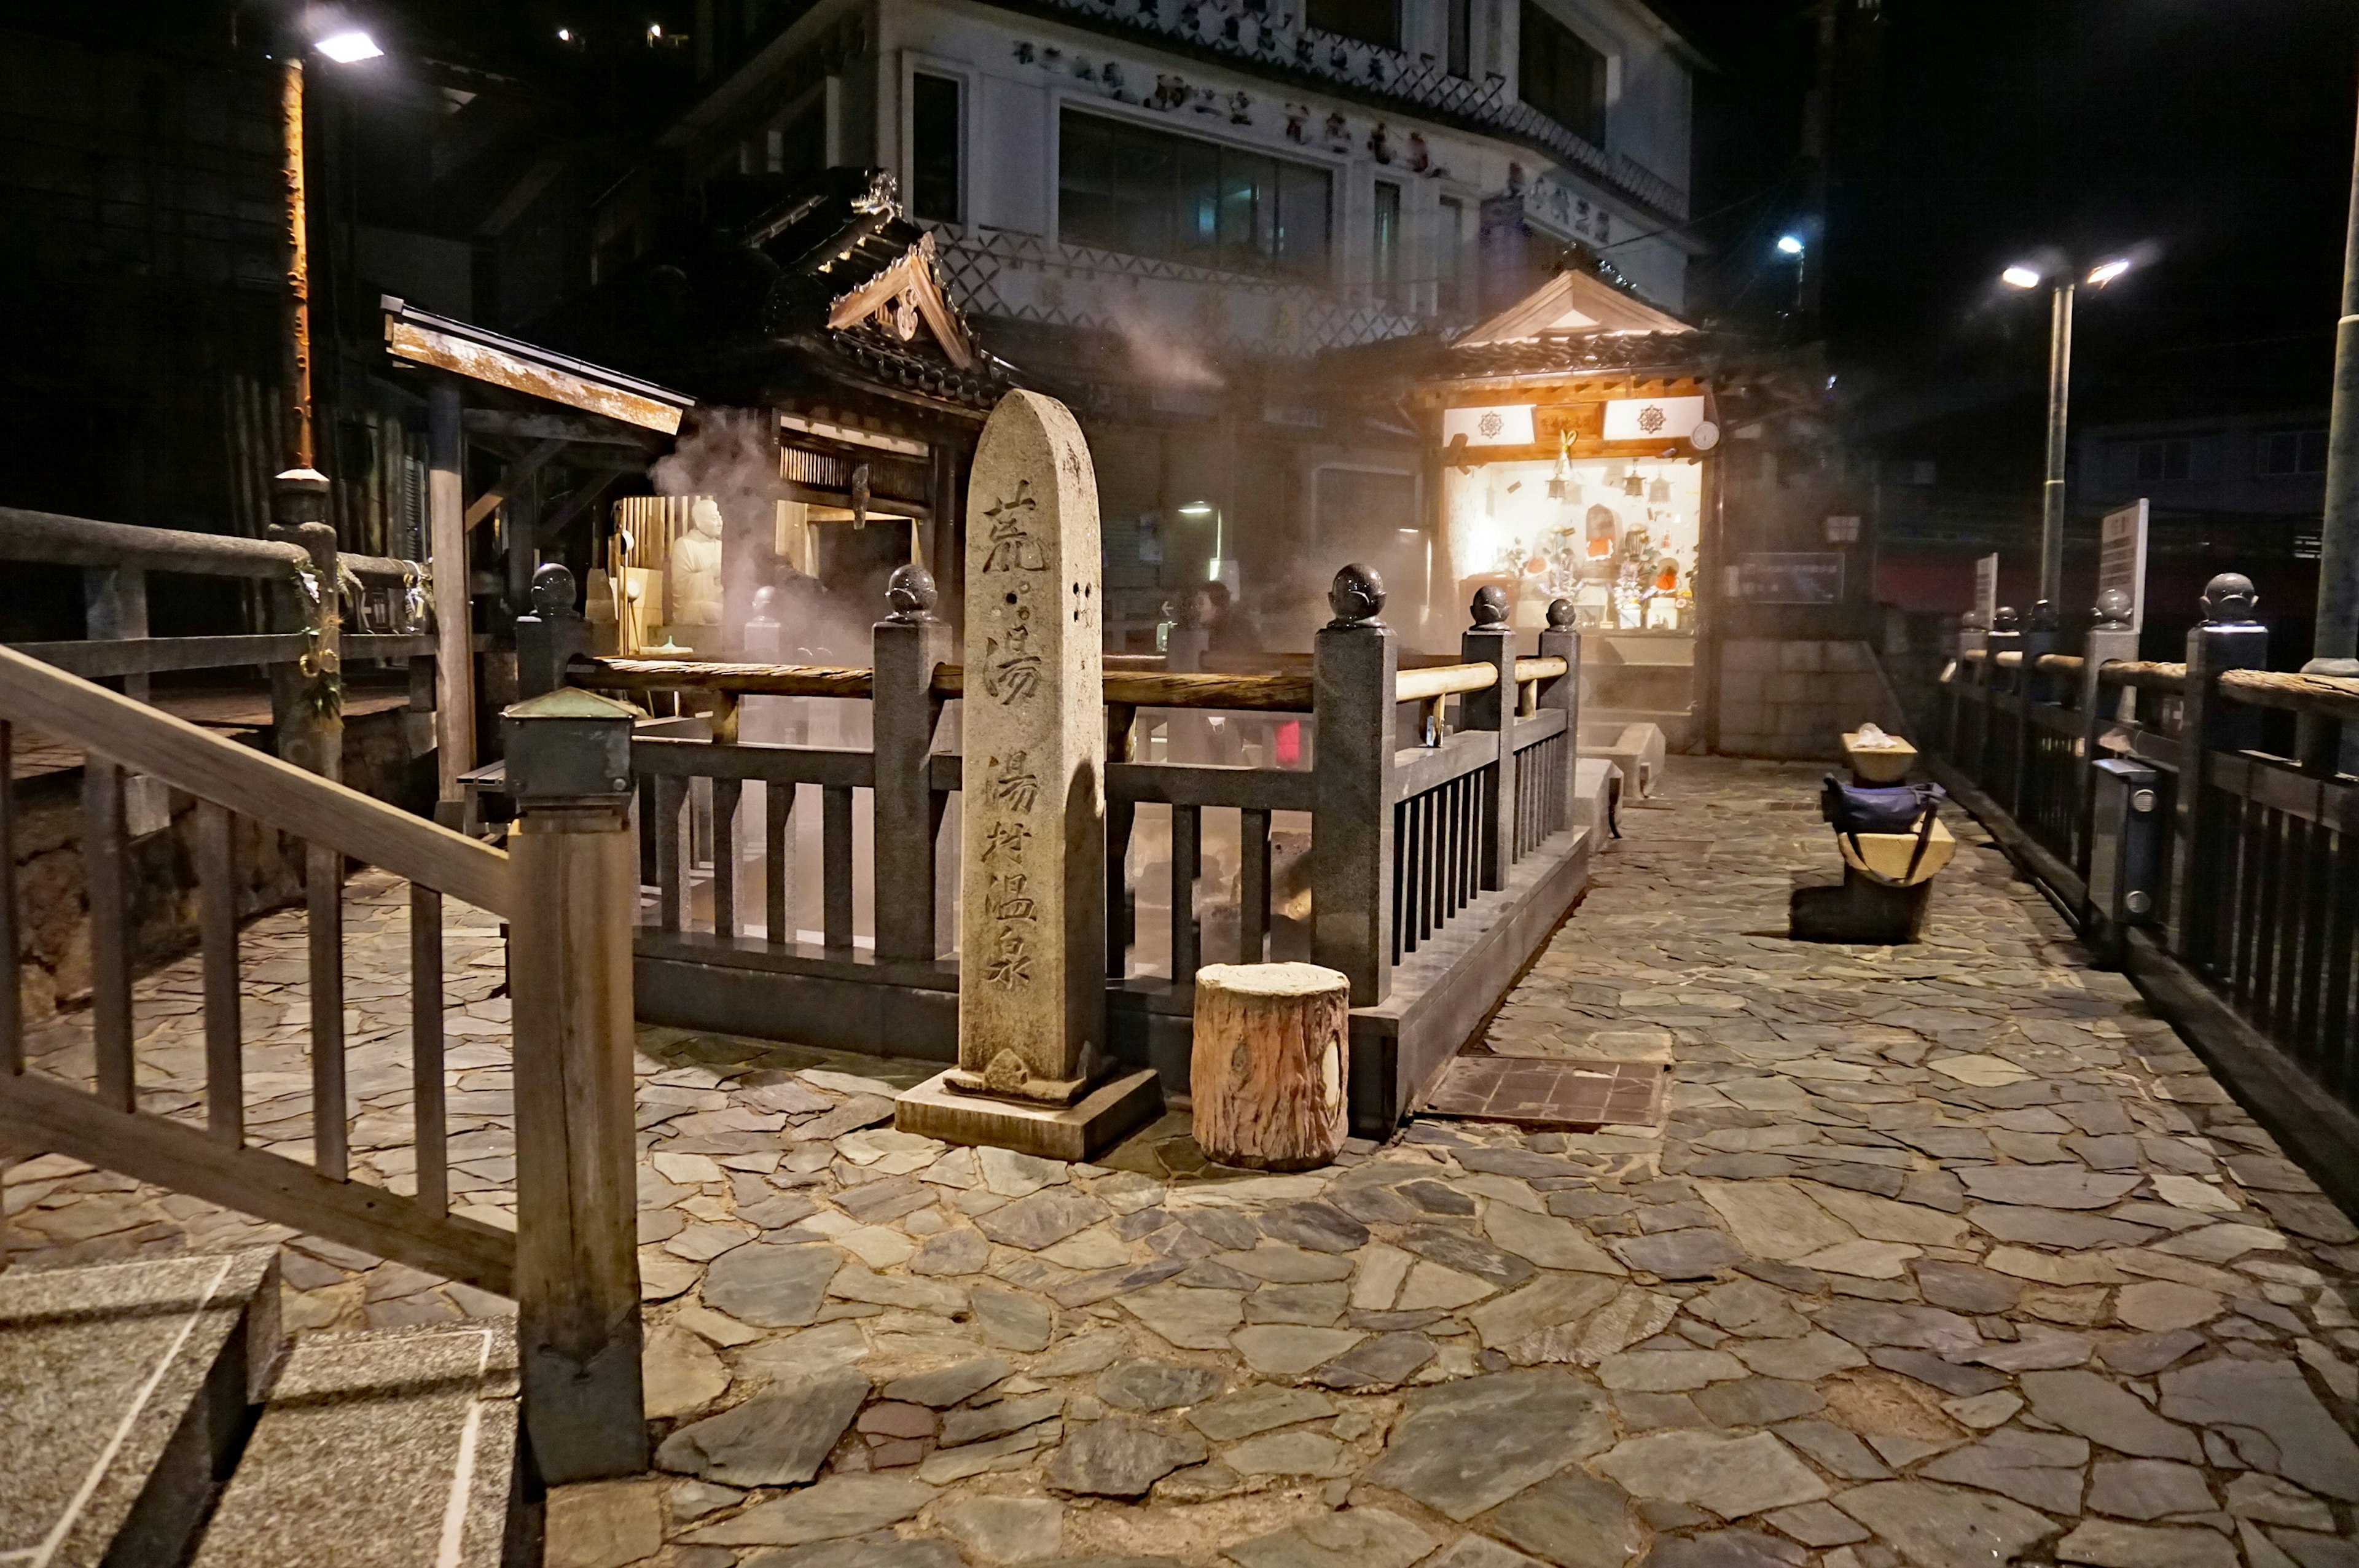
[
  {"left": 1603, "top": 396, "right": 1708, "bottom": 443},
  {"left": 1442, "top": 404, "right": 1537, "bottom": 447}
]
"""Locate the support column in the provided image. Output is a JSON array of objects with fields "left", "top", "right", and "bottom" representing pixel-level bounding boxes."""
[
  {"left": 2173, "top": 574, "right": 2268, "bottom": 971},
  {"left": 872, "top": 565, "right": 950, "bottom": 961},
  {"left": 268, "top": 509, "right": 342, "bottom": 782},
  {"left": 429, "top": 381, "right": 474, "bottom": 803},
  {"left": 1461, "top": 585, "right": 1516, "bottom": 889},
  {"left": 1539, "top": 598, "right": 1581, "bottom": 822},
  {"left": 1312, "top": 564, "right": 1398, "bottom": 1005}
]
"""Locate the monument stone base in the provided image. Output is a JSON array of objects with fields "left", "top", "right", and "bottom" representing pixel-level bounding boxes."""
[{"left": 893, "top": 1067, "right": 1162, "bottom": 1163}]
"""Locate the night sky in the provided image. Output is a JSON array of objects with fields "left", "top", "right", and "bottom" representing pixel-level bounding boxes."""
[{"left": 1672, "top": 0, "right": 2358, "bottom": 487}]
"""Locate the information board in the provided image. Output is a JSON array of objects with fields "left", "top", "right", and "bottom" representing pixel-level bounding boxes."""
[
  {"left": 1733, "top": 552, "right": 1844, "bottom": 605},
  {"left": 2099, "top": 500, "right": 2150, "bottom": 631},
  {"left": 1973, "top": 553, "right": 1999, "bottom": 630}
]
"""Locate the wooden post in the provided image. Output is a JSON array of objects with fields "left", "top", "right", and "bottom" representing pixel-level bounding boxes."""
[
  {"left": 515, "top": 563, "right": 592, "bottom": 701},
  {"left": 1539, "top": 598, "right": 1581, "bottom": 825},
  {"left": 1461, "top": 585, "right": 1515, "bottom": 889},
  {"left": 872, "top": 564, "right": 950, "bottom": 961},
  {"left": 429, "top": 381, "right": 474, "bottom": 803},
  {"left": 2174, "top": 574, "right": 2268, "bottom": 974},
  {"left": 502, "top": 687, "right": 645, "bottom": 1483},
  {"left": 1981, "top": 609, "right": 2020, "bottom": 794},
  {"left": 1312, "top": 564, "right": 1397, "bottom": 1006},
  {"left": 268, "top": 513, "right": 343, "bottom": 782},
  {"left": 2016, "top": 600, "right": 2059, "bottom": 816},
  {"left": 1191, "top": 962, "right": 1350, "bottom": 1171}
]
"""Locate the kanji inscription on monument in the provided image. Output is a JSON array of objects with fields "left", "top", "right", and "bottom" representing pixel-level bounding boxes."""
[{"left": 950, "top": 391, "right": 1105, "bottom": 1102}]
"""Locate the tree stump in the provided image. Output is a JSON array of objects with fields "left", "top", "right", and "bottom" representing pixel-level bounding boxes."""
[{"left": 1190, "top": 962, "right": 1350, "bottom": 1171}]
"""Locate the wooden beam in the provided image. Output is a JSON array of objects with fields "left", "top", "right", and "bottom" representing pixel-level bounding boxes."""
[
  {"left": 466, "top": 439, "right": 567, "bottom": 529},
  {"left": 463, "top": 408, "right": 659, "bottom": 448},
  {"left": 386, "top": 318, "right": 687, "bottom": 435}
]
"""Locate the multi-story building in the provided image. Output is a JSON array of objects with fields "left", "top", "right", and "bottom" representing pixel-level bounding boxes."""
[{"left": 601, "top": 0, "right": 1704, "bottom": 645}]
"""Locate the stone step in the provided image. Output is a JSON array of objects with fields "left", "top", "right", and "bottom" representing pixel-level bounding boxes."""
[
  {"left": 0, "top": 1246, "right": 281, "bottom": 1568},
  {"left": 189, "top": 1319, "right": 525, "bottom": 1568}
]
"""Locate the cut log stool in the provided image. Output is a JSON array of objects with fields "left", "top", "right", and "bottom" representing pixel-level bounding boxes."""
[{"left": 1190, "top": 962, "right": 1350, "bottom": 1171}]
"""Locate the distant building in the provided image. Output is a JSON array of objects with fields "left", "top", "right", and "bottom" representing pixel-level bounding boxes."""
[{"left": 603, "top": 0, "right": 1705, "bottom": 644}]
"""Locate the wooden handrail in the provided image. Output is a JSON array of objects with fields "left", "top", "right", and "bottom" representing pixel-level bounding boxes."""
[
  {"left": 578, "top": 657, "right": 877, "bottom": 698},
  {"left": 1514, "top": 656, "right": 1569, "bottom": 682},
  {"left": 2218, "top": 667, "right": 2359, "bottom": 722},
  {"left": 1396, "top": 662, "right": 1499, "bottom": 701},
  {"left": 0, "top": 507, "right": 413, "bottom": 586},
  {"left": 2099, "top": 660, "right": 2189, "bottom": 693},
  {"left": 2036, "top": 653, "right": 2084, "bottom": 677},
  {"left": 0, "top": 644, "right": 512, "bottom": 916}
]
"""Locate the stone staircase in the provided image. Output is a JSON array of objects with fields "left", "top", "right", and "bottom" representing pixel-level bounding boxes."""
[{"left": 0, "top": 1249, "right": 529, "bottom": 1567}]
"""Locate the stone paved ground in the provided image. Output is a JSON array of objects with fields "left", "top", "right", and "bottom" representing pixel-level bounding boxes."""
[{"left": 9, "top": 756, "right": 2359, "bottom": 1568}]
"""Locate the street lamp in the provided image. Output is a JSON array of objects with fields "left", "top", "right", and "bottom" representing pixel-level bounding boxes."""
[{"left": 1999, "top": 254, "right": 2136, "bottom": 609}]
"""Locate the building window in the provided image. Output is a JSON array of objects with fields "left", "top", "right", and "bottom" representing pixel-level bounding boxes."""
[
  {"left": 910, "top": 73, "right": 962, "bottom": 224},
  {"left": 2259, "top": 428, "right": 2328, "bottom": 477},
  {"left": 1373, "top": 181, "right": 1402, "bottom": 306},
  {"left": 1307, "top": 0, "right": 1399, "bottom": 50},
  {"left": 1058, "top": 111, "right": 1332, "bottom": 278},
  {"left": 1437, "top": 195, "right": 1467, "bottom": 313},
  {"left": 2133, "top": 438, "right": 2194, "bottom": 485},
  {"left": 1519, "top": 1, "right": 1608, "bottom": 146},
  {"left": 1448, "top": 0, "right": 1473, "bottom": 77}
]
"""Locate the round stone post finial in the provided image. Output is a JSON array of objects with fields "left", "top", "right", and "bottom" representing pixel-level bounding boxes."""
[
  {"left": 1328, "top": 563, "right": 1386, "bottom": 628},
  {"left": 1469, "top": 585, "right": 1509, "bottom": 629},
  {"left": 2028, "top": 598, "right": 2060, "bottom": 633},
  {"left": 1547, "top": 598, "right": 1577, "bottom": 630},
  {"left": 886, "top": 563, "right": 939, "bottom": 623},
  {"left": 1992, "top": 606, "right": 2021, "bottom": 634},
  {"left": 2201, "top": 572, "right": 2258, "bottom": 626},
  {"left": 528, "top": 561, "right": 577, "bottom": 617},
  {"left": 2093, "top": 587, "right": 2134, "bottom": 629}
]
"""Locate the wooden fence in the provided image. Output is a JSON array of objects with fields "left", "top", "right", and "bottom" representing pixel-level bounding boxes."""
[
  {"left": 1935, "top": 574, "right": 2359, "bottom": 1198},
  {"left": 530, "top": 564, "right": 1595, "bottom": 1133}
]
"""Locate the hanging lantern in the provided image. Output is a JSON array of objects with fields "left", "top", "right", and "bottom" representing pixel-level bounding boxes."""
[
  {"left": 1624, "top": 470, "right": 1645, "bottom": 497},
  {"left": 1648, "top": 477, "right": 1671, "bottom": 504},
  {"left": 1545, "top": 432, "right": 1573, "bottom": 501}
]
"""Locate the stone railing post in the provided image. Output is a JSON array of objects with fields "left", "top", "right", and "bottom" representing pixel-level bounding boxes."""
[
  {"left": 268, "top": 499, "right": 343, "bottom": 782},
  {"left": 1312, "top": 564, "right": 1397, "bottom": 1005},
  {"left": 515, "top": 563, "right": 592, "bottom": 701},
  {"left": 872, "top": 565, "right": 950, "bottom": 961},
  {"left": 1981, "top": 607, "right": 2021, "bottom": 797},
  {"left": 502, "top": 687, "right": 647, "bottom": 1483},
  {"left": 2173, "top": 573, "right": 2267, "bottom": 971},
  {"left": 1539, "top": 598, "right": 1581, "bottom": 824},
  {"left": 2078, "top": 590, "right": 2142, "bottom": 892},
  {"left": 1461, "top": 585, "right": 1516, "bottom": 889},
  {"left": 2014, "top": 599, "right": 2059, "bottom": 814}
]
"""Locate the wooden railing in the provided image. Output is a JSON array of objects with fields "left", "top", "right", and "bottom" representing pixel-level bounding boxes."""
[
  {"left": 1936, "top": 579, "right": 2359, "bottom": 1186},
  {"left": 0, "top": 644, "right": 644, "bottom": 1484},
  {"left": 526, "top": 566, "right": 1595, "bottom": 1130}
]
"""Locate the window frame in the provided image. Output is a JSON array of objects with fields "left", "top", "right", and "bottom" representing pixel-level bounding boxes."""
[
  {"left": 1518, "top": 0, "right": 1610, "bottom": 147},
  {"left": 899, "top": 54, "right": 974, "bottom": 228},
  {"left": 1305, "top": 0, "right": 1402, "bottom": 51},
  {"left": 1053, "top": 104, "right": 1339, "bottom": 283}
]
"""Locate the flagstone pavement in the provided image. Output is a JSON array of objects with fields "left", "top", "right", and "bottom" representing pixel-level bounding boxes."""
[{"left": 7, "top": 755, "right": 2359, "bottom": 1568}]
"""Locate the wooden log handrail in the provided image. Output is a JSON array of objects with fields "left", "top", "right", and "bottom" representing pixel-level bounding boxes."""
[
  {"left": 0, "top": 506, "right": 413, "bottom": 585},
  {"left": 575, "top": 655, "right": 1319, "bottom": 712},
  {"left": 2036, "top": 653, "right": 2084, "bottom": 678},
  {"left": 0, "top": 643, "right": 512, "bottom": 915},
  {"left": 1396, "top": 662, "right": 1499, "bottom": 701},
  {"left": 2216, "top": 666, "right": 2359, "bottom": 722},
  {"left": 1514, "top": 656, "right": 1570, "bottom": 682},
  {"left": 2098, "top": 660, "right": 2189, "bottom": 692}
]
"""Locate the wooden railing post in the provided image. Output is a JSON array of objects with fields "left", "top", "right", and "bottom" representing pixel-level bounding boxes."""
[
  {"left": 515, "top": 563, "right": 592, "bottom": 701},
  {"left": 872, "top": 565, "right": 950, "bottom": 961},
  {"left": 2174, "top": 573, "right": 2268, "bottom": 972},
  {"left": 1539, "top": 598, "right": 1581, "bottom": 824},
  {"left": 267, "top": 500, "right": 343, "bottom": 782},
  {"left": 1461, "top": 586, "right": 1516, "bottom": 889},
  {"left": 502, "top": 687, "right": 646, "bottom": 1483},
  {"left": 1312, "top": 564, "right": 1397, "bottom": 1005},
  {"left": 2079, "top": 593, "right": 2142, "bottom": 892}
]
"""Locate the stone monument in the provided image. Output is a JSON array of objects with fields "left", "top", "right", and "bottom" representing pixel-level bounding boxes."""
[{"left": 895, "top": 390, "right": 1160, "bottom": 1160}]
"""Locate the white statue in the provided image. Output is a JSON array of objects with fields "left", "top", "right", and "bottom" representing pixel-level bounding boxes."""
[{"left": 670, "top": 496, "right": 725, "bottom": 633}]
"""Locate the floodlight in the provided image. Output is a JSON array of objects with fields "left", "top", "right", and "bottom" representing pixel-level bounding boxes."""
[
  {"left": 2000, "top": 265, "right": 2043, "bottom": 290},
  {"left": 315, "top": 29, "right": 383, "bottom": 63},
  {"left": 1776, "top": 235, "right": 1805, "bottom": 256},
  {"left": 2086, "top": 259, "right": 2132, "bottom": 287}
]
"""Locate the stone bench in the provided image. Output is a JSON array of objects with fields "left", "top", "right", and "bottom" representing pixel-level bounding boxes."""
[{"left": 1579, "top": 721, "right": 1665, "bottom": 800}]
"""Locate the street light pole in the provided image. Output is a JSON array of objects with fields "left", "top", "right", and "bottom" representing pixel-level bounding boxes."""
[
  {"left": 2040, "top": 278, "right": 2075, "bottom": 609},
  {"left": 2302, "top": 99, "right": 2359, "bottom": 773}
]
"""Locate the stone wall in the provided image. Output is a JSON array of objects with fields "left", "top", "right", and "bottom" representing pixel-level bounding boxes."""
[
  {"left": 10, "top": 708, "right": 431, "bottom": 1026},
  {"left": 1715, "top": 638, "right": 1911, "bottom": 760}
]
